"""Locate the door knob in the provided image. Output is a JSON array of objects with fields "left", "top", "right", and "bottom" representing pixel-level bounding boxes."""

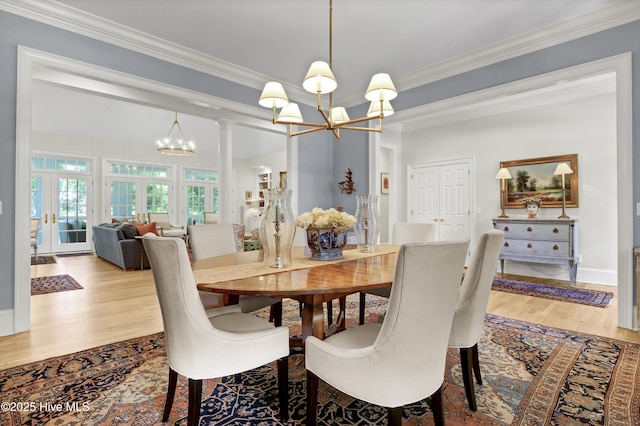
[
  {"left": 44, "top": 213, "right": 48, "bottom": 224},
  {"left": 52, "top": 213, "right": 56, "bottom": 223}
]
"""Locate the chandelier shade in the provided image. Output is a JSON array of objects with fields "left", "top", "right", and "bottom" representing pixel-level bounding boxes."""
[
  {"left": 278, "top": 103, "right": 304, "bottom": 123},
  {"left": 365, "top": 73, "right": 398, "bottom": 102},
  {"left": 258, "top": 0, "right": 397, "bottom": 140},
  {"left": 367, "top": 100, "right": 394, "bottom": 118},
  {"left": 303, "top": 61, "right": 338, "bottom": 94},
  {"left": 156, "top": 112, "right": 195, "bottom": 156},
  {"left": 258, "top": 82, "right": 289, "bottom": 108}
]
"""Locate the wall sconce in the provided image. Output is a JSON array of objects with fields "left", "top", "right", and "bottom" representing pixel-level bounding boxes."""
[
  {"left": 496, "top": 168, "right": 512, "bottom": 218},
  {"left": 553, "top": 162, "right": 574, "bottom": 219}
]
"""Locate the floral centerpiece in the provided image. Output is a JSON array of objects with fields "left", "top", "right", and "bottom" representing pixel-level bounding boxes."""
[{"left": 296, "top": 208, "right": 356, "bottom": 260}]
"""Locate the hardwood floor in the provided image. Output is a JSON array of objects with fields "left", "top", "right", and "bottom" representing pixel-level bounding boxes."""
[{"left": 0, "top": 253, "right": 638, "bottom": 370}]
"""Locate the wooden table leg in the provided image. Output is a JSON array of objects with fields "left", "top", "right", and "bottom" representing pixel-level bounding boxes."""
[{"left": 301, "top": 295, "right": 326, "bottom": 342}]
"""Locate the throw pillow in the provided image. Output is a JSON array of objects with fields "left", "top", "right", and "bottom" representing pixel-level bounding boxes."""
[
  {"left": 118, "top": 223, "right": 139, "bottom": 239},
  {"left": 133, "top": 221, "right": 159, "bottom": 236}
]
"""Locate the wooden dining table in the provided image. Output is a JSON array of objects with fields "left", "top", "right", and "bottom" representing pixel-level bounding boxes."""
[{"left": 193, "top": 245, "right": 399, "bottom": 343}]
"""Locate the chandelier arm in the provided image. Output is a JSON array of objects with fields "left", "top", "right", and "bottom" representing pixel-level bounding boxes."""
[
  {"left": 334, "top": 114, "right": 381, "bottom": 127},
  {"left": 290, "top": 126, "right": 332, "bottom": 137},
  {"left": 334, "top": 126, "right": 382, "bottom": 133},
  {"left": 275, "top": 119, "right": 328, "bottom": 128}
]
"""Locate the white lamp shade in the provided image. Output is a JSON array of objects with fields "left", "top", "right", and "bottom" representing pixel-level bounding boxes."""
[
  {"left": 365, "top": 73, "right": 398, "bottom": 101},
  {"left": 553, "top": 163, "right": 574, "bottom": 175},
  {"left": 259, "top": 82, "right": 289, "bottom": 108},
  {"left": 331, "top": 107, "right": 350, "bottom": 124},
  {"left": 302, "top": 61, "right": 338, "bottom": 94},
  {"left": 367, "top": 100, "right": 394, "bottom": 117},
  {"left": 278, "top": 103, "right": 304, "bottom": 123},
  {"left": 495, "top": 168, "right": 512, "bottom": 179}
]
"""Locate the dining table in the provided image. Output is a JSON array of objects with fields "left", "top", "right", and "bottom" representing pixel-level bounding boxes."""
[{"left": 193, "top": 245, "right": 399, "bottom": 343}]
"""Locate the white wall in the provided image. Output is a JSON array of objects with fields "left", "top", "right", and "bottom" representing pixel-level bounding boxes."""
[{"left": 401, "top": 92, "right": 616, "bottom": 285}]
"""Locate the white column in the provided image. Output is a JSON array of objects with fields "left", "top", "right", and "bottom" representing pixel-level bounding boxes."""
[{"left": 218, "top": 120, "right": 234, "bottom": 223}]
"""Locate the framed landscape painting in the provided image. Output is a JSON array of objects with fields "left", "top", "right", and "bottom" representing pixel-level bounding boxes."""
[{"left": 500, "top": 154, "right": 579, "bottom": 208}]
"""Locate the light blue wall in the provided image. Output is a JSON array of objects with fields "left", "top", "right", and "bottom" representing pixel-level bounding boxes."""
[{"left": 1, "top": 10, "right": 640, "bottom": 313}]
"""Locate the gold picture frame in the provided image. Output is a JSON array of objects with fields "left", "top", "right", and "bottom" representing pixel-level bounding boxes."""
[
  {"left": 500, "top": 153, "right": 579, "bottom": 208},
  {"left": 245, "top": 191, "right": 252, "bottom": 201},
  {"left": 381, "top": 172, "right": 389, "bottom": 194}
]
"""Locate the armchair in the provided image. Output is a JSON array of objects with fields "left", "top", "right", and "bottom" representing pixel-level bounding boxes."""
[
  {"left": 359, "top": 222, "right": 436, "bottom": 324},
  {"left": 147, "top": 212, "right": 186, "bottom": 238},
  {"left": 142, "top": 234, "right": 290, "bottom": 425},
  {"left": 448, "top": 229, "right": 504, "bottom": 411},
  {"left": 305, "top": 240, "right": 469, "bottom": 426}
]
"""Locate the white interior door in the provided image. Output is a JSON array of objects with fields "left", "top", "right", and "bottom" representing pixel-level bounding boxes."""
[{"left": 409, "top": 160, "right": 471, "bottom": 241}]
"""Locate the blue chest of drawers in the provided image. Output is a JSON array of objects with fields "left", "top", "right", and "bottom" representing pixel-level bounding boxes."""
[{"left": 492, "top": 218, "right": 579, "bottom": 286}]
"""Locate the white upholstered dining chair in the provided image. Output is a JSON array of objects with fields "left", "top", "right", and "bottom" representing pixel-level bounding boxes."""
[
  {"left": 188, "top": 223, "right": 279, "bottom": 314},
  {"left": 305, "top": 239, "right": 469, "bottom": 426},
  {"left": 142, "top": 234, "right": 290, "bottom": 425},
  {"left": 448, "top": 229, "right": 504, "bottom": 411},
  {"left": 359, "top": 222, "right": 436, "bottom": 324}
]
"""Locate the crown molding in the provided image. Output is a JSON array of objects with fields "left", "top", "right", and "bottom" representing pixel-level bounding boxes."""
[
  {"left": 2, "top": 0, "right": 639, "bottom": 110},
  {"left": 337, "top": 0, "right": 640, "bottom": 107}
]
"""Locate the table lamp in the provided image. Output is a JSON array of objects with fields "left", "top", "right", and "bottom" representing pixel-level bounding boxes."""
[
  {"left": 496, "top": 168, "right": 512, "bottom": 218},
  {"left": 553, "top": 162, "right": 573, "bottom": 219}
]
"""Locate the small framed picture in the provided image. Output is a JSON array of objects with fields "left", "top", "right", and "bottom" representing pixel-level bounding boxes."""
[
  {"left": 381, "top": 173, "right": 389, "bottom": 194},
  {"left": 279, "top": 171, "right": 287, "bottom": 189},
  {"left": 245, "top": 191, "right": 252, "bottom": 201}
]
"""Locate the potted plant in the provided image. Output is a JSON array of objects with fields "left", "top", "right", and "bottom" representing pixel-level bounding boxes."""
[{"left": 296, "top": 208, "right": 356, "bottom": 260}]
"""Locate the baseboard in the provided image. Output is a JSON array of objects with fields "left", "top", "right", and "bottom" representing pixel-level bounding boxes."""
[
  {"left": 0, "top": 309, "right": 15, "bottom": 337},
  {"left": 501, "top": 262, "right": 617, "bottom": 286}
]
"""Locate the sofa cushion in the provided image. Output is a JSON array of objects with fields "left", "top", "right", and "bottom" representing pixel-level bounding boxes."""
[
  {"left": 133, "top": 221, "right": 159, "bottom": 236},
  {"left": 118, "top": 223, "right": 139, "bottom": 239}
]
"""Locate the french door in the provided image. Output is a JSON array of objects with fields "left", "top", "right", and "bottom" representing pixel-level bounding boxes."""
[
  {"left": 31, "top": 171, "right": 93, "bottom": 253},
  {"left": 105, "top": 177, "right": 175, "bottom": 223},
  {"left": 186, "top": 182, "right": 218, "bottom": 226},
  {"left": 408, "top": 160, "right": 471, "bottom": 242}
]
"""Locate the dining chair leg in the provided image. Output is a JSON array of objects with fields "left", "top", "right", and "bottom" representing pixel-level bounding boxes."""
[
  {"left": 277, "top": 357, "right": 289, "bottom": 421},
  {"left": 359, "top": 292, "right": 366, "bottom": 325},
  {"left": 272, "top": 300, "right": 283, "bottom": 327},
  {"left": 187, "top": 378, "right": 202, "bottom": 426},
  {"left": 326, "top": 300, "right": 333, "bottom": 326},
  {"left": 305, "top": 370, "right": 319, "bottom": 426},
  {"left": 460, "top": 347, "right": 477, "bottom": 411},
  {"left": 431, "top": 385, "right": 445, "bottom": 426},
  {"left": 471, "top": 343, "right": 483, "bottom": 385},
  {"left": 162, "top": 367, "right": 178, "bottom": 422},
  {"left": 387, "top": 406, "right": 402, "bottom": 425}
]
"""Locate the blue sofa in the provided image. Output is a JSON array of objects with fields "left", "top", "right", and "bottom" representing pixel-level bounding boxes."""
[{"left": 92, "top": 223, "right": 148, "bottom": 270}]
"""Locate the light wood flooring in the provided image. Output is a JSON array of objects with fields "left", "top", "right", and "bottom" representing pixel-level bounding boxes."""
[{"left": 1, "top": 253, "right": 639, "bottom": 370}]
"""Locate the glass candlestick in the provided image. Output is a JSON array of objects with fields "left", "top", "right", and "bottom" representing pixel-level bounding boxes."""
[
  {"left": 259, "top": 189, "right": 295, "bottom": 268},
  {"left": 355, "top": 194, "right": 380, "bottom": 253}
]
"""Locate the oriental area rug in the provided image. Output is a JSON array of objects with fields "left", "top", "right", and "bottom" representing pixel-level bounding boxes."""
[
  {"left": 491, "top": 277, "right": 614, "bottom": 308},
  {"left": 30, "top": 274, "right": 83, "bottom": 295},
  {"left": 1, "top": 297, "right": 638, "bottom": 425}
]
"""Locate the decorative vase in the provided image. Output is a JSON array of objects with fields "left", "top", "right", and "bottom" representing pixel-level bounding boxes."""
[
  {"left": 354, "top": 194, "right": 380, "bottom": 253},
  {"left": 259, "top": 189, "right": 295, "bottom": 268},
  {"left": 306, "top": 228, "right": 348, "bottom": 260}
]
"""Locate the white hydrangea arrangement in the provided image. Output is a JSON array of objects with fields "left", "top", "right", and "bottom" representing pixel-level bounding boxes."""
[{"left": 295, "top": 207, "right": 356, "bottom": 232}]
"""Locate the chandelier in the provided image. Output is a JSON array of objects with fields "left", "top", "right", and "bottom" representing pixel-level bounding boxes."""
[
  {"left": 258, "top": 0, "right": 397, "bottom": 141},
  {"left": 155, "top": 112, "right": 195, "bottom": 156}
]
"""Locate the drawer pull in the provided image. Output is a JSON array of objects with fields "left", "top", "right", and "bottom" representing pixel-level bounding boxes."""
[
  {"left": 504, "top": 242, "right": 509, "bottom": 247},
  {"left": 553, "top": 228, "right": 559, "bottom": 233},
  {"left": 527, "top": 227, "right": 532, "bottom": 232},
  {"left": 553, "top": 245, "right": 559, "bottom": 250},
  {"left": 503, "top": 226, "right": 509, "bottom": 232},
  {"left": 527, "top": 243, "right": 532, "bottom": 248}
]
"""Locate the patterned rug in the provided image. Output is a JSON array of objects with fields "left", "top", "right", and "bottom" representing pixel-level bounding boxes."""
[
  {"left": 492, "top": 277, "right": 614, "bottom": 308},
  {"left": 30, "top": 274, "right": 83, "bottom": 295},
  {"left": 30, "top": 255, "right": 56, "bottom": 265},
  {"left": 1, "top": 296, "right": 638, "bottom": 425}
]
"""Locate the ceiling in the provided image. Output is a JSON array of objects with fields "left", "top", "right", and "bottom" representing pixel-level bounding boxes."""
[{"left": 24, "top": 0, "right": 623, "bottom": 158}]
